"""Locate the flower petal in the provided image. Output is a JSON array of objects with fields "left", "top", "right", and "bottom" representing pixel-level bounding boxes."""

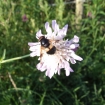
[
  {"left": 62, "top": 24, "right": 68, "bottom": 35},
  {"left": 52, "top": 20, "right": 59, "bottom": 33},
  {"left": 70, "top": 53, "right": 83, "bottom": 61},
  {"left": 36, "top": 30, "right": 43, "bottom": 39},
  {"left": 29, "top": 45, "right": 40, "bottom": 51},
  {"left": 64, "top": 61, "right": 74, "bottom": 76},
  {"left": 30, "top": 52, "right": 37, "bottom": 57},
  {"left": 45, "top": 22, "right": 52, "bottom": 35},
  {"left": 70, "top": 57, "right": 76, "bottom": 64},
  {"left": 28, "top": 42, "right": 40, "bottom": 46},
  {"left": 73, "top": 35, "right": 79, "bottom": 43}
]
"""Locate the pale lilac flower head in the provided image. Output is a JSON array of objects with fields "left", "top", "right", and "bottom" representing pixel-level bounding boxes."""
[{"left": 28, "top": 20, "right": 83, "bottom": 78}]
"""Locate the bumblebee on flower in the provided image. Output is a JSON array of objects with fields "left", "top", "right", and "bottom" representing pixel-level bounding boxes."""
[{"left": 28, "top": 20, "right": 83, "bottom": 78}]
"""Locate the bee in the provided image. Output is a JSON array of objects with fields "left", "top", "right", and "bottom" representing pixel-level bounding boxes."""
[{"left": 39, "top": 36, "right": 56, "bottom": 55}]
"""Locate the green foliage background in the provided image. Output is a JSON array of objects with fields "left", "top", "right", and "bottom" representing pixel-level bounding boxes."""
[{"left": 0, "top": 0, "right": 105, "bottom": 105}]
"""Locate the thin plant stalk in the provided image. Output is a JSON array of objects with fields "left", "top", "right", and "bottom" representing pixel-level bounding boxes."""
[{"left": 0, "top": 54, "right": 30, "bottom": 64}]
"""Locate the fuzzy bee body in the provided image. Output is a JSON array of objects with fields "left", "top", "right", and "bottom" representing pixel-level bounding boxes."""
[{"left": 39, "top": 36, "right": 56, "bottom": 55}]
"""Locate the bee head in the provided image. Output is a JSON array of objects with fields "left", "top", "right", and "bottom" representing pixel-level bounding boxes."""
[{"left": 39, "top": 36, "right": 50, "bottom": 47}]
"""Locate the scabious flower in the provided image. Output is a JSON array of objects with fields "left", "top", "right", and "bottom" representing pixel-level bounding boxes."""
[{"left": 28, "top": 20, "right": 83, "bottom": 78}]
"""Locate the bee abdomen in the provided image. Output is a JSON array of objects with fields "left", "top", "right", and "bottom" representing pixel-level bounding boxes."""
[{"left": 47, "top": 46, "right": 56, "bottom": 54}]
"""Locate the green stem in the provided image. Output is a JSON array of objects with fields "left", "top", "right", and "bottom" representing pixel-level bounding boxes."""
[{"left": 0, "top": 54, "right": 30, "bottom": 64}]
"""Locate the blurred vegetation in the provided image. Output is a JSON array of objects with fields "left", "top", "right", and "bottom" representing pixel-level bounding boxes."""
[{"left": 0, "top": 0, "right": 105, "bottom": 105}]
